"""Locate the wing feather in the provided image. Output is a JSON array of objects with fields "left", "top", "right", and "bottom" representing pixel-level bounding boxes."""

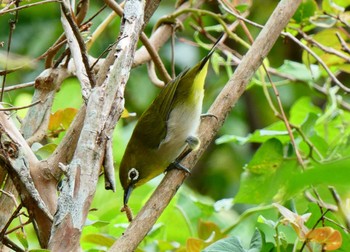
[{"left": 132, "top": 69, "right": 189, "bottom": 149}]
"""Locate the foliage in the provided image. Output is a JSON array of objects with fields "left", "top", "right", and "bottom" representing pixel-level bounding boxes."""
[{"left": 1, "top": 0, "right": 350, "bottom": 251}]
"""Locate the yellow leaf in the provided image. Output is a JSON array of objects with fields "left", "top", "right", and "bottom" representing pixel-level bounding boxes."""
[
  {"left": 186, "top": 238, "right": 204, "bottom": 252},
  {"left": 49, "top": 108, "right": 78, "bottom": 132},
  {"left": 307, "top": 227, "right": 342, "bottom": 251}
]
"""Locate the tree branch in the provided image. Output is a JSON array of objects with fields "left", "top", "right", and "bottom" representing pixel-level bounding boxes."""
[
  {"left": 48, "top": 0, "right": 145, "bottom": 250},
  {"left": 133, "top": 0, "right": 205, "bottom": 67},
  {"left": 0, "top": 109, "right": 54, "bottom": 247},
  {"left": 109, "top": 0, "right": 302, "bottom": 251},
  {"left": 60, "top": 0, "right": 94, "bottom": 99}
]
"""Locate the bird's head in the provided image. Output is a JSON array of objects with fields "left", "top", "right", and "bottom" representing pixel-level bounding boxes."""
[
  {"left": 119, "top": 155, "right": 153, "bottom": 205},
  {"left": 119, "top": 164, "right": 140, "bottom": 206}
]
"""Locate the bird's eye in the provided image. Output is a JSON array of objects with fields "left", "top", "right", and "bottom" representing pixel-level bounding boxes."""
[{"left": 128, "top": 168, "right": 139, "bottom": 181}]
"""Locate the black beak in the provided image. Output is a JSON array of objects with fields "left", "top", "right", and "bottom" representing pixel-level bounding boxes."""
[{"left": 124, "top": 183, "right": 134, "bottom": 205}]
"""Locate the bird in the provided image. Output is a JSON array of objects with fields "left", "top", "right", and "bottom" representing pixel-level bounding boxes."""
[{"left": 119, "top": 36, "right": 222, "bottom": 212}]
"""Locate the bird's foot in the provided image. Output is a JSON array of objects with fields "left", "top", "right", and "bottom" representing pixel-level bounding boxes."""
[
  {"left": 165, "top": 136, "right": 200, "bottom": 174},
  {"left": 166, "top": 160, "right": 191, "bottom": 174},
  {"left": 186, "top": 136, "right": 200, "bottom": 151}
]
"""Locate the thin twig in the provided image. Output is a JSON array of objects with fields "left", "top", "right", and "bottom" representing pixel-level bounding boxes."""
[
  {"left": 4, "top": 219, "right": 32, "bottom": 235},
  {"left": 300, "top": 209, "right": 330, "bottom": 252},
  {"left": 296, "top": 28, "right": 350, "bottom": 62},
  {"left": 266, "top": 66, "right": 306, "bottom": 168},
  {"left": 141, "top": 32, "right": 172, "bottom": 83},
  {"left": 0, "top": 189, "right": 19, "bottom": 207},
  {"left": 2, "top": 236, "right": 25, "bottom": 252},
  {"left": 0, "top": 100, "right": 41, "bottom": 111},
  {"left": 86, "top": 8, "right": 116, "bottom": 50},
  {"left": 1, "top": 0, "right": 19, "bottom": 102},
  {"left": 0, "top": 0, "right": 61, "bottom": 15},
  {"left": 157, "top": 7, "right": 250, "bottom": 49},
  {"left": 324, "top": 12, "right": 350, "bottom": 29},
  {"left": 223, "top": 0, "right": 306, "bottom": 168},
  {"left": 0, "top": 0, "right": 16, "bottom": 13},
  {"left": 0, "top": 81, "right": 35, "bottom": 93},
  {"left": 219, "top": 2, "right": 349, "bottom": 93},
  {"left": 61, "top": 0, "right": 95, "bottom": 91},
  {"left": 335, "top": 32, "right": 350, "bottom": 54},
  {"left": 171, "top": 26, "right": 176, "bottom": 79},
  {"left": 0, "top": 204, "right": 22, "bottom": 240},
  {"left": 329, "top": 186, "right": 350, "bottom": 230},
  {"left": 104, "top": 0, "right": 172, "bottom": 83},
  {"left": 304, "top": 191, "right": 338, "bottom": 212}
]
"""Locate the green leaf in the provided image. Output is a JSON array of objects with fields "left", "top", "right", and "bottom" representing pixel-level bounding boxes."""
[
  {"left": 157, "top": 240, "right": 178, "bottom": 251},
  {"left": 289, "top": 97, "right": 321, "bottom": 126},
  {"left": 333, "top": 0, "right": 350, "bottom": 8},
  {"left": 215, "top": 135, "right": 249, "bottom": 145},
  {"left": 211, "top": 52, "right": 224, "bottom": 75},
  {"left": 302, "top": 28, "right": 349, "bottom": 67},
  {"left": 293, "top": 0, "right": 318, "bottom": 22},
  {"left": 235, "top": 139, "right": 291, "bottom": 204},
  {"left": 35, "top": 143, "right": 57, "bottom": 160},
  {"left": 202, "top": 236, "right": 245, "bottom": 252},
  {"left": 277, "top": 60, "right": 321, "bottom": 82},
  {"left": 249, "top": 124, "right": 291, "bottom": 144},
  {"left": 234, "top": 4, "right": 250, "bottom": 13},
  {"left": 322, "top": 0, "right": 345, "bottom": 13},
  {"left": 16, "top": 231, "right": 28, "bottom": 249},
  {"left": 300, "top": 113, "right": 318, "bottom": 136},
  {"left": 85, "top": 219, "right": 110, "bottom": 228},
  {"left": 248, "top": 229, "right": 263, "bottom": 252},
  {"left": 245, "top": 138, "right": 284, "bottom": 175},
  {"left": 309, "top": 14, "right": 337, "bottom": 28},
  {"left": 81, "top": 233, "right": 115, "bottom": 247},
  {"left": 285, "top": 159, "right": 350, "bottom": 197},
  {"left": 202, "top": 230, "right": 262, "bottom": 252}
]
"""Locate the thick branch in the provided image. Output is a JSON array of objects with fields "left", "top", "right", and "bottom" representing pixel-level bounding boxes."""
[
  {"left": 0, "top": 109, "right": 54, "bottom": 247},
  {"left": 21, "top": 67, "right": 70, "bottom": 145},
  {"left": 48, "top": 0, "right": 145, "bottom": 250},
  {"left": 109, "top": 0, "right": 302, "bottom": 251}
]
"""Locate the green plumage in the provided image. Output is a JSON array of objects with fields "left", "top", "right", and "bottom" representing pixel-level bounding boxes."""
[{"left": 119, "top": 38, "right": 221, "bottom": 204}]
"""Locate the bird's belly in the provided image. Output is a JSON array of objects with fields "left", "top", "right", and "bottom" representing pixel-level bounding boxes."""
[{"left": 158, "top": 98, "right": 203, "bottom": 163}]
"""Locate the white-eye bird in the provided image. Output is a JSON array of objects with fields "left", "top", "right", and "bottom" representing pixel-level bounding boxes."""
[{"left": 119, "top": 37, "right": 221, "bottom": 207}]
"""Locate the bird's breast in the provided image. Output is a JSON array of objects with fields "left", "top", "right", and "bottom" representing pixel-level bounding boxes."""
[{"left": 158, "top": 91, "right": 204, "bottom": 163}]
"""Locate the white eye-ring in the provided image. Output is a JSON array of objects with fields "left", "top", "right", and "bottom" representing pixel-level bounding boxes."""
[{"left": 128, "top": 168, "right": 139, "bottom": 181}]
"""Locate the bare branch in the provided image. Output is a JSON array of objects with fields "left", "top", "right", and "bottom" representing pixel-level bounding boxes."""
[
  {"left": 0, "top": 0, "right": 61, "bottom": 15},
  {"left": 0, "top": 109, "right": 55, "bottom": 247},
  {"left": 60, "top": 0, "right": 94, "bottom": 99},
  {"left": 109, "top": 0, "right": 302, "bottom": 251},
  {"left": 133, "top": 0, "right": 206, "bottom": 67},
  {"left": 21, "top": 67, "right": 70, "bottom": 145},
  {"left": 104, "top": 0, "right": 172, "bottom": 84},
  {"left": 297, "top": 28, "right": 350, "bottom": 62},
  {"left": 0, "top": 100, "right": 41, "bottom": 111},
  {"left": 0, "top": 81, "right": 35, "bottom": 92},
  {"left": 336, "top": 32, "right": 350, "bottom": 54},
  {"left": 48, "top": 0, "right": 145, "bottom": 250}
]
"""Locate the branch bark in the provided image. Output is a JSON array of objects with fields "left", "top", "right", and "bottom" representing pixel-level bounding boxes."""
[
  {"left": 48, "top": 0, "right": 145, "bottom": 250},
  {"left": 0, "top": 109, "right": 54, "bottom": 247},
  {"left": 109, "top": 0, "right": 302, "bottom": 251}
]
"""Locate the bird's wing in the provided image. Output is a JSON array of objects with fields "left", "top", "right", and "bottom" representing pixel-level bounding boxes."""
[{"left": 134, "top": 69, "right": 189, "bottom": 150}]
